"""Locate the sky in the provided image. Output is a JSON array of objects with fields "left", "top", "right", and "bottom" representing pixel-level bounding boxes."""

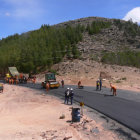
[{"left": 0, "top": 0, "right": 140, "bottom": 39}]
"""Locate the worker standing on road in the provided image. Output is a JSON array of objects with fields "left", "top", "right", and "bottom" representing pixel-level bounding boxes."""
[
  {"left": 61, "top": 79, "right": 64, "bottom": 88},
  {"left": 64, "top": 88, "right": 70, "bottom": 104},
  {"left": 19, "top": 73, "right": 23, "bottom": 83},
  {"left": 22, "top": 76, "right": 25, "bottom": 83},
  {"left": 96, "top": 79, "right": 100, "bottom": 90},
  {"left": 46, "top": 82, "right": 50, "bottom": 92},
  {"left": 33, "top": 76, "right": 36, "bottom": 84},
  {"left": 6, "top": 73, "right": 10, "bottom": 83},
  {"left": 11, "top": 77, "right": 14, "bottom": 85},
  {"left": 70, "top": 88, "right": 74, "bottom": 105},
  {"left": 110, "top": 83, "right": 117, "bottom": 96},
  {"left": 16, "top": 78, "right": 18, "bottom": 85},
  {"left": 15, "top": 75, "right": 18, "bottom": 85},
  {"left": 99, "top": 78, "right": 102, "bottom": 90},
  {"left": 9, "top": 78, "right": 11, "bottom": 84}
]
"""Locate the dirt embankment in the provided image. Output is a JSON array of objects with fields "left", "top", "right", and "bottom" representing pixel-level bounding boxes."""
[{"left": 37, "top": 59, "right": 140, "bottom": 93}]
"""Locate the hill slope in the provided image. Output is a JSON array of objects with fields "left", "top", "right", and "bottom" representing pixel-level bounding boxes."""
[{"left": 0, "top": 16, "right": 140, "bottom": 74}]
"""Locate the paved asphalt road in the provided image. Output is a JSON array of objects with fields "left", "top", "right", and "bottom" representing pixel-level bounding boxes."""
[
  {"left": 49, "top": 85, "right": 140, "bottom": 135},
  {"left": 1, "top": 81, "right": 140, "bottom": 134}
]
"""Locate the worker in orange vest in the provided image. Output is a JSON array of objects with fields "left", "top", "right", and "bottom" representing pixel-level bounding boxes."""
[
  {"left": 46, "top": 82, "right": 50, "bottom": 92},
  {"left": 33, "top": 77, "right": 36, "bottom": 84},
  {"left": 78, "top": 81, "right": 81, "bottom": 89},
  {"left": 9, "top": 78, "right": 11, "bottom": 84},
  {"left": 15, "top": 75, "right": 18, "bottom": 85},
  {"left": 110, "top": 83, "right": 117, "bottom": 96},
  {"left": 20, "top": 73, "right": 23, "bottom": 79},
  {"left": 5, "top": 77, "right": 8, "bottom": 83},
  {"left": 11, "top": 78, "right": 14, "bottom": 84}
]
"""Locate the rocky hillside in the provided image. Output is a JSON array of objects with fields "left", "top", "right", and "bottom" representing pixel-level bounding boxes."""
[
  {"left": 49, "top": 17, "right": 140, "bottom": 91},
  {"left": 56, "top": 17, "right": 140, "bottom": 61},
  {"left": 1, "top": 16, "right": 140, "bottom": 74}
]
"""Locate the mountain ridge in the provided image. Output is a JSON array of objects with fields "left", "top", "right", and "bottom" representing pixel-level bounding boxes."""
[{"left": 0, "top": 16, "right": 140, "bottom": 73}]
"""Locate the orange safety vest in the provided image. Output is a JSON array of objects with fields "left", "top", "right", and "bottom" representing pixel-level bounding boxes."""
[
  {"left": 111, "top": 85, "right": 116, "bottom": 90},
  {"left": 46, "top": 83, "right": 49, "bottom": 91}
]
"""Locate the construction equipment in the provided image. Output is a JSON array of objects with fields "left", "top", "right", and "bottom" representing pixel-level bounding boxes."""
[
  {"left": 6, "top": 67, "right": 27, "bottom": 84},
  {"left": 42, "top": 73, "right": 60, "bottom": 88}
]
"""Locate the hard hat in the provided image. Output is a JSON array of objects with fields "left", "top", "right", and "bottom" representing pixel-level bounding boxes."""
[
  {"left": 67, "top": 87, "right": 69, "bottom": 90},
  {"left": 70, "top": 88, "right": 73, "bottom": 90}
]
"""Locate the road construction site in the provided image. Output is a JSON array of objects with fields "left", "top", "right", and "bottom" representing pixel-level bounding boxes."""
[{"left": 0, "top": 80, "right": 140, "bottom": 140}]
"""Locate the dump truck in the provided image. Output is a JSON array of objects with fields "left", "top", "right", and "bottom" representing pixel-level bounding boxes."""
[
  {"left": 42, "top": 73, "right": 60, "bottom": 88},
  {"left": 6, "top": 67, "right": 27, "bottom": 84}
]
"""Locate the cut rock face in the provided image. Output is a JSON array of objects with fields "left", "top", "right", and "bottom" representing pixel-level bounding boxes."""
[{"left": 100, "top": 71, "right": 111, "bottom": 80}]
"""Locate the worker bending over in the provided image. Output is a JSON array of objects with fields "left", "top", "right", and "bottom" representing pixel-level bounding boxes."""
[{"left": 110, "top": 83, "right": 117, "bottom": 96}]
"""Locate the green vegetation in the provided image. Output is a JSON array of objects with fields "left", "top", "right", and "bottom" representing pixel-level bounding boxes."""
[
  {"left": 86, "top": 21, "right": 111, "bottom": 35},
  {"left": 114, "top": 19, "right": 140, "bottom": 37},
  {"left": 1, "top": 18, "right": 140, "bottom": 74},
  {"left": 49, "top": 69, "right": 59, "bottom": 75},
  {"left": 121, "top": 77, "right": 127, "bottom": 80},
  {"left": 90, "top": 54, "right": 99, "bottom": 61},
  {"left": 0, "top": 24, "right": 84, "bottom": 73},
  {"left": 0, "top": 20, "right": 112, "bottom": 74},
  {"left": 115, "top": 80, "right": 121, "bottom": 83},
  {"left": 101, "top": 50, "right": 140, "bottom": 68}
]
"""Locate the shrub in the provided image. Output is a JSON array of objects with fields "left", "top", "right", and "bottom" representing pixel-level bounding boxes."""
[
  {"left": 121, "top": 77, "right": 127, "bottom": 80},
  {"left": 101, "top": 50, "right": 140, "bottom": 68},
  {"left": 49, "top": 69, "right": 59, "bottom": 75},
  {"left": 87, "top": 21, "right": 111, "bottom": 35},
  {"left": 116, "top": 80, "right": 121, "bottom": 83}
]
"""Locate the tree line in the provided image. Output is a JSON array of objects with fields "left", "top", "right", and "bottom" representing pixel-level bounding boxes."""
[
  {"left": 0, "top": 24, "right": 84, "bottom": 73},
  {"left": 101, "top": 50, "right": 140, "bottom": 68},
  {"left": 1, "top": 19, "right": 140, "bottom": 74}
]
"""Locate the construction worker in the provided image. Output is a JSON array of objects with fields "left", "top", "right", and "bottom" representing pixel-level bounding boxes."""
[
  {"left": 110, "top": 83, "right": 117, "bottom": 96},
  {"left": 9, "top": 78, "right": 11, "bottom": 84},
  {"left": 15, "top": 75, "right": 18, "bottom": 85},
  {"left": 96, "top": 79, "right": 100, "bottom": 90},
  {"left": 11, "top": 77, "right": 14, "bottom": 84},
  {"left": 61, "top": 79, "right": 64, "bottom": 88},
  {"left": 19, "top": 73, "right": 23, "bottom": 83},
  {"left": 23, "top": 76, "right": 27, "bottom": 84},
  {"left": 33, "top": 76, "right": 36, "bottom": 84},
  {"left": 46, "top": 82, "right": 50, "bottom": 92},
  {"left": 20, "top": 73, "right": 23, "bottom": 79},
  {"left": 78, "top": 81, "right": 81, "bottom": 89},
  {"left": 99, "top": 78, "right": 102, "bottom": 90},
  {"left": 64, "top": 88, "right": 70, "bottom": 104},
  {"left": 6, "top": 73, "right": 10, "bottom": 83},
  {"left": 70, "top": 88, "right": 74, "bottom": 105},
  {"left": 5, "top": 77, "right": 8, "bottom": 83}
]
